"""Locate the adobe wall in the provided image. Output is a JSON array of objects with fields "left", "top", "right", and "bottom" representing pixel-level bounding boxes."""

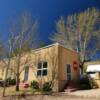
[{"left": 58, "top": 45, "right": 80, "bottom": 91}]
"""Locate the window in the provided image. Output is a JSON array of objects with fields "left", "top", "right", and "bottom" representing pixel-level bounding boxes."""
[
  {"left": 37, "top": 62, "right": 48, "bottom": 77},
  {"left": 38, "top": 62, "right": 42, "bottom": 69},
  {"left": 67, "top": 64, "right": 71, "bottom": 73},
  {"left": 24, "top": 66, "right": 29, "bottom": 81},
  {"left": 66, "top": 64, "right": 71, "bottom": 81}
]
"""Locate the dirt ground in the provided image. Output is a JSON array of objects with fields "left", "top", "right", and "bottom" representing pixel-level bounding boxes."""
[
  {"left": 0, "top": 87, "right": 100, "bottom": 100},
  {"left": 0, "top": 95, "right": 100, "bottom": 100},
  {"left": 66, "top": 88, "right": 100, "bottom": 98}
]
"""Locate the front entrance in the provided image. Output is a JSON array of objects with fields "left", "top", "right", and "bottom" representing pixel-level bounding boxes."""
[{"left": 66, "top": 64, "right": 71, "bottom": 81}]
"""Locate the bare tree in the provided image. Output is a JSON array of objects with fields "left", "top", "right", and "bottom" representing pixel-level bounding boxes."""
[
  {"left": 51, "top": 8, "right": 100, "bottom": 74},
  {"left": 1, "top": 12, "right": 38, "bottom": 96},
  {"left": 1, "top": 36, "right": 14, "bottom": 96},
  {"left": 10, "top": 12, "right": 38, "bottom": 91},
  {"left": 0, "top": 40, "right": 5, "bottom": 59},
  {"left": 0, "top": 42, "right": 3, "bottom": 59}
]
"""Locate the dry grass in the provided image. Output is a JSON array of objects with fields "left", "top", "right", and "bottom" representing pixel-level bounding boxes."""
[
  {"left": 0, "top": 86, "right": 33, "bottom": 96},
  {"left": 0, "top": 87, "right": 100, "bottom": 100},
  {"left": 0, "top": 86, "right": 50, "bottom": 97}
]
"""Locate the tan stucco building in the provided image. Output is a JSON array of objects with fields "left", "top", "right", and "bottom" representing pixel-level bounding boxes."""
[{"left": 0, "top": 43, "right": 80, "bottom": 91}]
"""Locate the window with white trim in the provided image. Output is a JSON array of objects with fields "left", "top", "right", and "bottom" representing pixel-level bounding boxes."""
[{"left": 37, "top": 62, "right": 48, "bottom": 77}]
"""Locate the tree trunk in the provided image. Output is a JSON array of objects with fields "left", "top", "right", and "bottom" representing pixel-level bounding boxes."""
[
  {"left": 16, "top": 74, "right": 20, "bottom": 91},
  {"left": 2, "top": 59, "right": 10, "bottom": 97},
  {"left": 80, "top": 61, "right": 84, "bottom": 75},
  {"left": 16, "top": 55, "right": 20, "bottom": 91}
]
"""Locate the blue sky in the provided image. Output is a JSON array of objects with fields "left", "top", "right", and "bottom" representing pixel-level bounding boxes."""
[{"left": 0, "top": 0, "right": 100, "bottom": 59}]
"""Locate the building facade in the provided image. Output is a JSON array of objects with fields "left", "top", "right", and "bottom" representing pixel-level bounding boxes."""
[{"left": 0, "top": 43, "right": 80, "bottom": 91}]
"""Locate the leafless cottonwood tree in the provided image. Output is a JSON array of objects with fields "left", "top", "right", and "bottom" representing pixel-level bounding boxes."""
[
  {"left": 51, "top": 8, "right": 100, "bottom": 74},
  {"left": 1, "top": 36, "right": 14, "bottom": 96},
  {"left": 0, "top": 36, "right": 10, "bottom": 96},
  {"left": 1, "top": 12, "right": 38, "bottom": 96},
  {"left": 0, "top": 42, "right": 3, "bottom": 59},
  {"left": 0, "top": 39, "right": 5, "bottom": 59},
  {"left": 10, "top": 12, "right": 38, "bottom": 91}
]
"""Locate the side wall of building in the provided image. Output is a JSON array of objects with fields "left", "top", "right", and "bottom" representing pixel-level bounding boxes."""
[{"left": 58, "top": 45, "right": 80, "bottom": 91}]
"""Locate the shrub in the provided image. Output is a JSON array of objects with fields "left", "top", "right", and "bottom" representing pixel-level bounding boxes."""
[
  {"left": 6, "top": 78, "right": 16, "bottom": 85},
  {"left": 9, "top": 78, "right": 16, "bottom": 85},
  {"left": 90, "top": 78, "right": 98, "bottom": 88},
  {"left": 20, "top": 92, "right": 26, "bottom": 98},
  {"left": 31, "top": 80, "right": 39, "bottom": 89},
  {"left": 6, "top": 77, "right": 11, "bottom": 83},
  {"left": 79, "top": 75, "right": 91, "bottom": 89},
  {"left": 43, "top": 82, "right": 52, "bottom": 92}
]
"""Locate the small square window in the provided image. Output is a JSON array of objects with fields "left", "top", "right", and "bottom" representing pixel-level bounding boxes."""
[
  {"left": 37, "top": 62, "right": 48, "bottom": 77},
  {"left": 38, "top": 62, "right": 42, "bottom": 69},
  {"left": 43, "top": 62, "right": 47, "bottom": 68},
  {"left": 37, "top": 70, "right": 42, "bottom": 76},
  {"left": 43, "top": 69, "right": 47, "bottom": 76}
]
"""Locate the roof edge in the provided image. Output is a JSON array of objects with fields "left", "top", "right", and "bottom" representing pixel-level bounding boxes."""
[{"left": 31, "top": 42, "right": 78, "bottom": 54}]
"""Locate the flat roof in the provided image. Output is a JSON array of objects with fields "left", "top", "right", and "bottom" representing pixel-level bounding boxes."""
[{"left": 31, "top": 42, "right": 78, "bottom": 54}]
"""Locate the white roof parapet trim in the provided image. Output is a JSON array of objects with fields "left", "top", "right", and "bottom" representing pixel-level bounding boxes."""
[
  {"left": 31, "top": 42, "right": 59, "bottom": 52},
  {"left": 31, "top": 42, "right": 78, "bottom": 54}
]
